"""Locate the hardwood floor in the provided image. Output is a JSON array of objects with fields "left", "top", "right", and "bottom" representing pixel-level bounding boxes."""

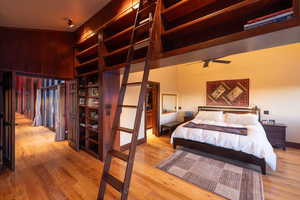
[{"left": 0, "top": 114, "right": 300, "bottom": 200}]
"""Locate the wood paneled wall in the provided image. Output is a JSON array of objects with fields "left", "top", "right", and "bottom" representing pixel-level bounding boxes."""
[
  {"left": 0, "top": 27, "right": 74, "bottom": 79},
  {"left": 76, "top": 0, "right": 136, "bottom": 42}
]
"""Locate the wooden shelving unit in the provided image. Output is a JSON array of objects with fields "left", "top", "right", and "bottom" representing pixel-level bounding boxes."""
[
  {"left": 161, "top": 0, "right": 295, "bottom": 51},
  {"left": 74, "top": 0, "right": 300, "bottom": 72},
  {"left": 72, "top": 0, "right": 161, "bottom": 160},
  {"left": 162, "top": 0, "right": 216, "bottom": 21},
  {"left": 76, "top": 73, "right": 101, "bottom": 158},
  {"left": 101, "top": 1, "right": 156, "bottom": 68},
  {"left": 74, "top": 9, "right": 130, "bottom": 160}
]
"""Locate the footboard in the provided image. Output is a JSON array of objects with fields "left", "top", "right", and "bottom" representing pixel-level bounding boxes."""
[{"left": 173, "top": 138, "right": 266, "bottom": 175}]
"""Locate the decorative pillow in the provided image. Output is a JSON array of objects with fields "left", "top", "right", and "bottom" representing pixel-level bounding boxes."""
[
  {"left": 195, "top": 111, "right": 224, "bottom": 122},
  {"left": 225, "top": 113, "right": 259, "bottom": 125}
]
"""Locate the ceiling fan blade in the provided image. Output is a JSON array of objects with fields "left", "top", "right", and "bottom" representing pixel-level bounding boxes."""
[
  {"left": 212, "top": 59, "right": 231, "bottom": 64},
  {"left": 203, "top": 60, "right": 210, "bottom": 68}
]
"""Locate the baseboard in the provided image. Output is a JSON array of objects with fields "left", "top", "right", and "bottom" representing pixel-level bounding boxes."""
[
  {"left": 286, "top": 142, "right": 300, "bottom": 149},
  {"left": 120, "top": 138, "right": 146, "bottom": 151}
]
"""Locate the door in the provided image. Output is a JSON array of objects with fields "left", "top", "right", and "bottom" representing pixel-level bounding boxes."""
[
  {"left": 0, "top": 71, "right": 16, "bottom": 171},
  {"left": 146, "top": 82, "right": 160, "bottom": 136},
  {"left": 151, "top": 82, "right": 160, "bottom": 136},
  {"left": 67, "top": 80, "right": 79, "bottom": 151}
]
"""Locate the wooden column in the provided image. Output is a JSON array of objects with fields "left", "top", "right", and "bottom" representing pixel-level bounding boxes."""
[{"left": 294, "top": 0, "right": 300, "bottom": 17}]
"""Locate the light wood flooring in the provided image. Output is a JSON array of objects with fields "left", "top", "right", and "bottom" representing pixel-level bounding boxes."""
[{"left": 0, "top": 114, "right": 300, "bottom": 200}]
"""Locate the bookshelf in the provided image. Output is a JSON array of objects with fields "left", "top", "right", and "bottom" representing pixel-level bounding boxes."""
[
  {"left": 77, "top": 72, "right": 100, "bottom": 158},
  {"left": 101, "top": 1, "right": 157, "bottom": 69},
  {"left": 75, "top": 0, "right": 299, "bottom": 72},
  {"left": 74, "top": 30, "right": 120, "bottom": 160},
  {"left": 161, "top": 0, "right": 295, "bottom": 51},
  {"left": 73, "top": 0, "right": 161, "bottom": 159}
]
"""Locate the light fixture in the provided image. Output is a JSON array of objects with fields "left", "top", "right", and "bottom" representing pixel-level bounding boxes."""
[
  {"left": 202, "top": 58, "right": 231, "bottom": 68},
  {"left": 67, "top": 18, "right": 75, "bottom": 28},
  {"left": 132, "top": 3, "right": 139, "bottom": 9}
]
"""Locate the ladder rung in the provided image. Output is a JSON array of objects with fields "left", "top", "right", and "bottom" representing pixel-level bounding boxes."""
[
  {"left": 109, "top": 150, "right": 129, "bottom": 161},
  {"left": 118, "top": 105, "right": 138, "bottom": 109},
  {"left": 135, "top": 20, "right": 152, "bottom": 31},
  {"left": 134, "top": 38, "right": 150, "bottom": 50},
  {"left": 139, "top": 17, "right": 151, "bottom": 25},
  {"left": 122, "top": 82, "right": 142, "bottom": 87},
  {"left": 117, "top": 127, "right": 134, "bottom": 134},
  {"left": 103, "top": 172, "right": 124, "bottom": 192}
]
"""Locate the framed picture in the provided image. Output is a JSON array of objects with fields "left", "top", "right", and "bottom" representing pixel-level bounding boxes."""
[{"left": 207, "top": 79, "right": 249, "bottom": 106}]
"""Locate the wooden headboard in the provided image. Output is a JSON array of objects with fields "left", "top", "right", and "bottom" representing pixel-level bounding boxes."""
[{"left": 198, "top": 106, "right": 261, "bottom": 121}]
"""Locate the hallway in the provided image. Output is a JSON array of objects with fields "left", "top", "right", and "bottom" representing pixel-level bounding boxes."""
[
  {"left": 0, "top": 114, "right": 104, "bottom": 200},
  {"left": 0, "top": 114, "right": 300, "bottom": 200}
]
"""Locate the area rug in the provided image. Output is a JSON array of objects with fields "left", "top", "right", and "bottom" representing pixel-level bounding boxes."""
[{"left": 157, "top": 150, "right": 264, "bottom": 200}]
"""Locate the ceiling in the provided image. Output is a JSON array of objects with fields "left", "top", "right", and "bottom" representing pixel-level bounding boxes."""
[{"left": 0, "top": 0, "right": 111, "bottom": 32}]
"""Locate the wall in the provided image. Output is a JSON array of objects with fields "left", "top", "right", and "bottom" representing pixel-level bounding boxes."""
[
  {"left": 176, "top": 43, "right": 300, "bottom": 143},
  {"left": 0, "top": 27, "right": 74, "bottom": 79},
  {"left": 120, "top": 66, "right": 179, "bottom": 146}
]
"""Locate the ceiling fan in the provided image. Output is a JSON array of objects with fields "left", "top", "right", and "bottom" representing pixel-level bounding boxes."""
[{"left": 203, "top": 58, "right": 231, "bottom": 68}]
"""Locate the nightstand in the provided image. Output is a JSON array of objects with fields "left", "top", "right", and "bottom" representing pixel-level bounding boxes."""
[
  {"left": 262, "top": 123, "right": 287, "bottom": 150},
  {"left": 184, "top": 116, "right": 194, "bottom": 122}
]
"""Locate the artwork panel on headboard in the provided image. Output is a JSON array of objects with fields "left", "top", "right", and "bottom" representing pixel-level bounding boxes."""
[{"left": 206, "top": 79, "right": 249, "bottom": 107}]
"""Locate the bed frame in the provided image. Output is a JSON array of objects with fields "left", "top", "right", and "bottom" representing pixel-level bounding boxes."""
[{"left": 173, "top": 106, "right": 267, "bottom": 175}]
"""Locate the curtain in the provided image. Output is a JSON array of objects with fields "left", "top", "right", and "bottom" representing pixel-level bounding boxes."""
[
  {"left": 55, "top": 85, "right": 66, "bottom": 141},
  {"left": 42, "top": 89, "right": 47, "bottom": 126},
  {"left": 49, "top": 89, "right": 54, "bottom": 129},
  {"left": 33, "top": 89, "right": 42, "bottom": 126}
]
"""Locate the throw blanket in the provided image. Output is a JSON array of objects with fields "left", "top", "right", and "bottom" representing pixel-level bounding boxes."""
[{"left": 183, "top": 122, "right": 247, "bottom": 136}]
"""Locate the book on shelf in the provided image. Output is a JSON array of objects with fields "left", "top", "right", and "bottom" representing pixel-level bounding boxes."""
[
  {"left": 244, "top": 10, "right": 294, "bottom": 30},
  {"left": 247, "top": 8, "right": 293, "bottom": 24}
]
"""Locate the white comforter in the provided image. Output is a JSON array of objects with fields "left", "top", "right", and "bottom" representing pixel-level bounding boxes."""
[{"left": 171, "top": 119, "right": 277, "bottom": 171}]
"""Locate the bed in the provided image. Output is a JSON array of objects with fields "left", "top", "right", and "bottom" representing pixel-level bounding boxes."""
[{"left": 171, "top": 106, "right": 277, "bottom": 175}]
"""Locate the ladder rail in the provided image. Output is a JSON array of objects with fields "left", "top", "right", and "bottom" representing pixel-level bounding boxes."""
[
  {"left": 98, "top": 0, "right": 160, "bottom": 199},
  {"left": 121, "top": 3, "right": 159, "bottom": 198},
  {"left": 97, "top": 1, "right": 144, "bottom": 199}
]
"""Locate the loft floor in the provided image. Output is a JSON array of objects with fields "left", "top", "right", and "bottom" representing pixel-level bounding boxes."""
[{"left": 0, "top": 114, "right": 300, "bottom": 200}]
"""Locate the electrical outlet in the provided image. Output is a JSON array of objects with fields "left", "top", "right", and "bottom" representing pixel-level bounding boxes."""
[{"left": 263, "top": 110, "right": 269, "bottom": 115}]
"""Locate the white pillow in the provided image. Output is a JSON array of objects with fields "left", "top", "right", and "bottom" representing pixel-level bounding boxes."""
[
  {"left": 225, "top": 113, "right": 259, "bottom": 125},
  {"left": 195, "top": 111, "right": 224, "bottom": 122}
]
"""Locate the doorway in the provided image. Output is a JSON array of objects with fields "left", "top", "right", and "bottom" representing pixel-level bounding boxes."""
[
  {"left": 1, "top": 73, "right": 78, "bottom": 173},
  {"left": 0, "top": 71, "right": 16, "bottom": 171},
  {"left": 145, "top": 81, "right": 160, "bottom": 139}
]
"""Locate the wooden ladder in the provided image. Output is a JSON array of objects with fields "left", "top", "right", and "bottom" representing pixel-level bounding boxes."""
[{"left": 97, "top": 0, "right": 159, "bottom": 199}]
